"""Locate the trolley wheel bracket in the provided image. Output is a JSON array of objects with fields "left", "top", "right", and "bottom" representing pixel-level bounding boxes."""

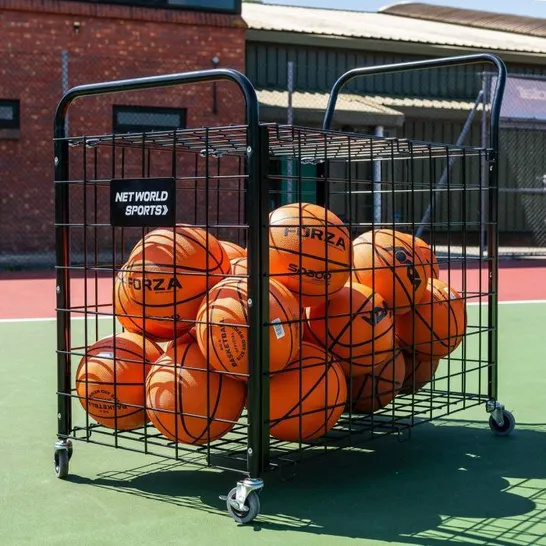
[
  {"left": 486, "top": 400, "right": 516, "bottom": 435},
  {"left": 54, "top": 439, "right": 73, "bottom": 479},
  {"left": 220, "top": 478, "right": 263, "bottom": 524},
  {"left": 486, "top": 400, "right": 506, "bottom": 427}
]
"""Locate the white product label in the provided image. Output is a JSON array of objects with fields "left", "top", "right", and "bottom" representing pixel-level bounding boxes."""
[
  {"left": 271, "top": 318, "right": 285, "bottom": 340},
  {"left": 97, "top": 352, "right": 114, "bottom": 359}
]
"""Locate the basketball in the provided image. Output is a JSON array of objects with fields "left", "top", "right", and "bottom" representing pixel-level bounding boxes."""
[
  {"left": 269, "top": 203, "right": 351, "bottom": 307},
  {"left": 76, "top": 332, "right": 162, "bottom": 430},
  {"left": 164, "top": 327, "right": 197, "bottom": 352},
  {"left": 349, "top": 346, "right": 406, "bottom": 413},
  {"left": 196, "top": 276, "right": 300, "bottom": 379},
  {"left": 399, "top": 352, "right": 440, "bottom": 394},
  {"left": 230, "top": 257, "right": 248, "bottom": 276},
  {"left": 220, "top": 240, "right": 246, "bottom": 261},
  {"left": 398, "top": 232, "right": 439, "bottom": 279},
  {"left": 269, "top": 342, "right": 347, "bottom": 442},
  {"left": 305, "top": 281, "right": 394, "bottom": 377},
  {"left": 396, "top": 278, "right": 466, "bottom": 358},
  {"left": 114, "top": 225, "right": 230, "bottom": 341},
  {"left": 146, "top": 342, "right": 245, "bottom": 445},
  {"left": 352, "top": 229, "right": 428, "bottom": 313}
]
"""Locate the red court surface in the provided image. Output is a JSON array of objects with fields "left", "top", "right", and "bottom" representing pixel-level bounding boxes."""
[{"left": 1, "top": 260, "right": 545, "bottom": 320}]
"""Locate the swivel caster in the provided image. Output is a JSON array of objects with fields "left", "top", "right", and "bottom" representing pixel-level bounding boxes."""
[
  {"left": 54, "top": 440, "right": 72, "bottom": 479},
  {"left": 486, "top": 401, "right": 515, "bottom": 436},
  {"left": 221, "top": 478, "right": 263, "bottom": 524}
]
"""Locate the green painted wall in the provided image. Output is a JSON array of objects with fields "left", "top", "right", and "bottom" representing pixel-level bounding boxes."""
[{"left": 247, "top": 42, "right": 546, "bottom": 100}]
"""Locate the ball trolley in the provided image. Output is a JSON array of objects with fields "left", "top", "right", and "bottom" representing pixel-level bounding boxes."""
[{"left": 53, "top": 54, "right": 512, "bottom": 524}]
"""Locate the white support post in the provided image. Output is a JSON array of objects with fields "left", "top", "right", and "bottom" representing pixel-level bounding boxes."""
[{"left": 373, "top": 125, "right": 384, "bottom": 225}]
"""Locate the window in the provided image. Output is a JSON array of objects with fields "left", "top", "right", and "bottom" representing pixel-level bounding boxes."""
[
  {"left": 68, "top": 0, "right": 240, "bottom": 14},
  {"left": 113, "top": 105, "right": 186, "bottom": 134},
  {"left": 0, "top": 100, "right": 20, "bottom": 130}
]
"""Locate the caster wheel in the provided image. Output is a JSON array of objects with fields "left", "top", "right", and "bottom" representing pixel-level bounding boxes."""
[
  {"left": 54, "top": 449, "right": 69, "bottom": 479},
  {"left": 489, "top": 410, "right": 515, "bottom": 436},
  {"left": 226, "top": 487, "right": 260, "bottom": 524}
]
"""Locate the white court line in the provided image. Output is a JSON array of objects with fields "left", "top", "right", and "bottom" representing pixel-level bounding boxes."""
[{"left": 1, "top": 299, "right": 546, "bottom": 324}]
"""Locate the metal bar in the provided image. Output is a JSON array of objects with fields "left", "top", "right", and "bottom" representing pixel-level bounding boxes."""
[
  {"left": 480, "top": 72, "right": 489, "bottom": 255},
  {"left": 322, "top": 53, "right": 507, "bottom": 154},
  {"left": 54, "top": 68, "right": 260, "bottom": 140},
  {"left": 415, "top": 89, "right": 483, "bottom": 239},
  {"left": 246, "top": 125, "right": 271, "bottom": 477},
  {"left": 286, "top": 61, "right": 295, "bottom": 203},
  {"left": 373, "top": 125, "right": 383, "bottom": 224},
  {"left": 54, "top": 138, "right": 71, "bottom": 439}
]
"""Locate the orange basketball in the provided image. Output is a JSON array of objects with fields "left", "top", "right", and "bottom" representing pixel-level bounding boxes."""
[
  {"left": 230, "top": 257, "right": 248, "bottom": 276},
  {"left": 269, "top": 342, "right": 347, "bottom": 442},
  {"left": 164, "top": 327, "right": 197, "bottom": 352},
  {"left": 305, "top": 282, "right": 394, "bottom": 377},
  {"left": 220, "top": 240, "right": 246, "bottom": 261},
  {"left": 114, "top": 225, "right": 230, "bottom": 341},
  {"left": 398, "top": 233, "right": 439, "bottom": 279},
  {"left": 269, "top": 203, "right": 351, "bottom": 307},
  {"left": 399, "top": 352, "right": 440, "bottom": 394},
  {"left": 76, "top": 332, "right": 162, "bottom": 430},
  {"left": 396, "top": 278, "right": 466, "bottom": 358},
  {"left": 196, "top": 277, "right": 300, "bottom": 379},
  {"left": 349, "top": 346, "right": 406, "bottom": 413},
  {"left": 146, "top": 342, "right": 245, "bottom": 445},
  {"left": 352, "top": 229, "right": 428, "bottom": 313}
]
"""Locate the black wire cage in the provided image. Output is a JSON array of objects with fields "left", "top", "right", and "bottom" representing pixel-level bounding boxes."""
[{"left": 53, "top": 54, "right": 514, "bottom": 524}]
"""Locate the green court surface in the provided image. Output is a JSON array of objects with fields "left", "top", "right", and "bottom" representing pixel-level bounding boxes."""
[{"left": 1, "top": 303, "right": 545, "bottom": 546}]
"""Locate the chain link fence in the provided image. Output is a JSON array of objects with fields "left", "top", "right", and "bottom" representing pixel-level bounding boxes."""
[
  {"left": 2, "top": 52, "right": 546, "bottom": 267},
  {"left": 261, "top": 62, "right": 546, "bottom": 258},
  {"left": 0, "top": 50, "right": 243, "bottom": 269},
  {"left": 495, "top": 73, "right": 546, "bottom": 257}
]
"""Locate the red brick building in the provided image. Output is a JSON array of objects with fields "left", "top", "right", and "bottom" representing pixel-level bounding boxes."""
[{"left": 0, "top": 0, "right": 246, "bottom": 264}]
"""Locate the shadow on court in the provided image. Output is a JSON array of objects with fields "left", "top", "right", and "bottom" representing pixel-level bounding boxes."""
[{"left": 68, "top": 420, "right": 546, "bottom": 545}]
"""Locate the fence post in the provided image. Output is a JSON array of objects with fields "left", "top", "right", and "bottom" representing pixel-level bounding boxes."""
[
  {"left": 61, "top": 51, "right": 69, "bottom": 134},
  {"left": 373, "top": 125, "right": 384, "bottom": 224},
  {"left": 286, "top": 61, "right": 294, "bottom": 203}
]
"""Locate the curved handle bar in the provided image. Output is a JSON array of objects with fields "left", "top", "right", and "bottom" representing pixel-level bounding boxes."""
[
  {"left": 54, "top": 68, "right": 259, "bottom": 138},
  {"left": 322, "top": 53, "right": 506, "bottom": 151}
]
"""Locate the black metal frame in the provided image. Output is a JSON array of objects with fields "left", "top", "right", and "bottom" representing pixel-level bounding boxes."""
[{"left": 54, "top": 55, "right": 508, "bottom": 523}]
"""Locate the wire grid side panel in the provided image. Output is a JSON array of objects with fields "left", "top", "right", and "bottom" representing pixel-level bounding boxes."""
[
  {"left": 263, "top": 127, "right": 491, "bottom": 469},
  {"left": 61, "top": 129, "right": 251, "bottom": 472}
]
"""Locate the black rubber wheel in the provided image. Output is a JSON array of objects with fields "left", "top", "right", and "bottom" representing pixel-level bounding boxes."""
[
  {"left": 226, "top": 488, "right": 260, "bottom": 524},
  {"left": 489, "top": 410, "right": 516, "bottom": 436},
  {"left": 54, "top": 449, "right": 69, "bottom": 479},
  {"left": 67, "top": 443, "right": 73, "bottom": 461}
]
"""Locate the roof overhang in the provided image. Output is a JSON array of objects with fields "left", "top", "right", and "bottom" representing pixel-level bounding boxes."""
[
  {"left": 257, "top": 89, "right": 405, "bottom": 128},
  {"left": 246, "top": 29, "right": 546, "bottom": 67}
]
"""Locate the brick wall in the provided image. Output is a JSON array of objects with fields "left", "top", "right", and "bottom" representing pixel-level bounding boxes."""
[{"left": 0, "top": 0, "right": 246, "bottom": 263}]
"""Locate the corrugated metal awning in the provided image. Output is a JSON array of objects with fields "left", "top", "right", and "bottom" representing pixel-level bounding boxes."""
[
  {"left": 243, "top": 3, "right": 546, "bottom": 55},
  {"left": 257, "top": 89, "right": 405, "bottom": 127},
  {"left": 257, "top": 89, "right": 479, "bottom": 126}
]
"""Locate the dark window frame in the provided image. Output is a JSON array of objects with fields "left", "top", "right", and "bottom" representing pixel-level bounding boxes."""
[
  {"left": 0, "top": 99, "right": 20, "bottom": 130},
  {"left": 65, "top": 0, "right": 241, "bottom": 14},
  {"left": 113, "top": 104, "right": 187, "bottom": 134}
]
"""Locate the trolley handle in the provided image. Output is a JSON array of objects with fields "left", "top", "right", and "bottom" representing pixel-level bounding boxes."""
[
  {"left": 53, "top": 68, "right": 259, "bottom": 139},
  {"left": 322, "top": 53, "right": 506, "bottom": 150}
]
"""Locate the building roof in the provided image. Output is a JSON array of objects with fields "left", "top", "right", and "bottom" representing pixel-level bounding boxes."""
[
  {"left": 381, "top": 3, "right": 546, "bottom": 39},
  {"left": 257, "top": 89, "right": 405, "bottom": 126},
  {"left": 256, "top": 89, "right": 477, "bottom": 126},
  {"left": 243, "top": 3, "right": 546, "bottom": 55}
]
